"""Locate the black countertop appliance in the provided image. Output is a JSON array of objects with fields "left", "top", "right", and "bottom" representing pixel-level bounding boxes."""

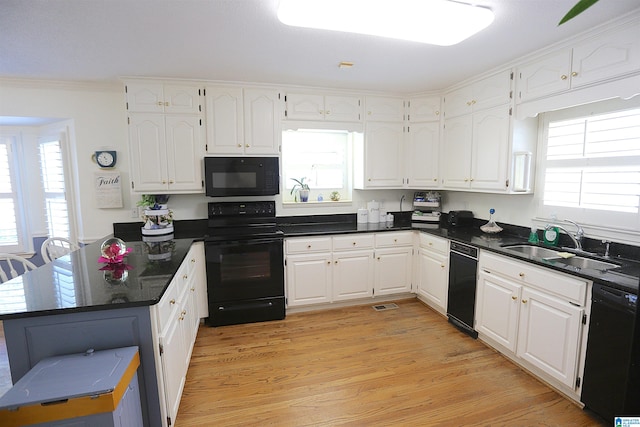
[{"left": 447, "top": 210, "right": 474, "bottom": 227}]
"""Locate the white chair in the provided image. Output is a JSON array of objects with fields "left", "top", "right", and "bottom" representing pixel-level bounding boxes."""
[
  {"left": 40, "top": 237, "right": 80, "bottom": 263},
  {"left": 0, "top": 254, "right": 37, "bottom": 283}
]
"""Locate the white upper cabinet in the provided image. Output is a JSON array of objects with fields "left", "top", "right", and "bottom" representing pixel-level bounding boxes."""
[
  {"left": 356, "top": 121, "right": 405, "bottom": 188},
  {"left": 129, "top": 114, "right": 204, "bottom": 193},
  {"left": 205, "top": 86, "right": 244, "bottom": 154},
  {"left": 406, "top": 121, "right": 440, "bottom": 188},
  {"left": 365, "top": 96, "right": 405, "bottom": 122},
  {"left": 126, "top": 82, "right": 202, "bottom": 114},
  {"left": 285, "top": 93, "right": 361, "bottom": 121},
  {"left": 444, "top": 70, "right": 513, "bottom": 119},
  {"left": 517, "top": 21, "right": 640, "bottom": 103},
  {"left": 442, "top": 70, "right": 537, "bottom": 193},
  {"left": 408, "top": 96, "right": 441, "bottom": 122},
  {"left": 204, "top": 86, "right": 281, "bottom": 155},
  {"left": 243, "top": 88, "right": 282, "bottom": 155}
]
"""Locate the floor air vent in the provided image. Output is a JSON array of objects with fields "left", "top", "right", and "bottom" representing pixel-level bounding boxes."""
[{"left": 372, "top": 303, "right": 399, "bottom": 311}]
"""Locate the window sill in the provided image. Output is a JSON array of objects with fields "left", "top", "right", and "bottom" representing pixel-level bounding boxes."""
[{"left": 282, "top": 200, "right": 352, "bottom": 208}]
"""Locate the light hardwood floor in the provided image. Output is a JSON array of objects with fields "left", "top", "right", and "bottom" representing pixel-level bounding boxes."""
[{"left": 176, "top": 299, "right": 606, "bottom": 426}]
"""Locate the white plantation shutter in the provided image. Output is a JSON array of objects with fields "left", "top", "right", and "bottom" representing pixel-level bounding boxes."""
[
  {"left": 544, "top": 108, "right": 640, "bottom": 214},
  {"left": 0, "top": 137, "right": 26, "bottom": 252},
  {"left": 39, "top": 139, "right": 70, "bottom": 239}
]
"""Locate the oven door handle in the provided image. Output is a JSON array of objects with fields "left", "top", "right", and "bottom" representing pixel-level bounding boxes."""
[{"left": 206, "top": 237, "right": 283, "bottom": 247}]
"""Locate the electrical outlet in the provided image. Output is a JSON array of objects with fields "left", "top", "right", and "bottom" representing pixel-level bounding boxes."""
[{"left": 131, "top": 207, "right": 139, "bottom": 218}]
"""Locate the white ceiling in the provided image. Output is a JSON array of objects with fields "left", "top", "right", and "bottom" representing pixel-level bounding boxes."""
[{"left": 1, "top": 0, "right": 639, "bottom": 94}]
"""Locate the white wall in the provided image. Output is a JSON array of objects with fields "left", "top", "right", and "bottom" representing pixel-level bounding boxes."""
[{"left": 0, "top": 79, "right": 132, "bottom": 242}]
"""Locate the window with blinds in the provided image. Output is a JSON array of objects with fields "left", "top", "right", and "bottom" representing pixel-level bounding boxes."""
[
  {"left": 0, "top": 137, "right": 25, "bottom": 252},
  {"left": 39, "top": 139, "right": 70, "bottom": 239},
  {"left": 543, "top": 108, "right": 640, "bottom": 214}
]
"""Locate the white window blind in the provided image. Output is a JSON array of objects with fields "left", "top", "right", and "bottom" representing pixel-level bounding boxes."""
[
  {"left": 544, "top": 108, "right": 640, "bottom": 214},
  {"left": 39, "top": 139, "right": 70, "bottom": 239},
  {"left": 0, "top": 137, "right": 25, "bottom": 252}
]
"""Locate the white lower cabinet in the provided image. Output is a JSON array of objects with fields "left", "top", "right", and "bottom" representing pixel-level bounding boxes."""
[
  {"left": 517, "top": 286, "right": 583, "bottom": 388},
  {"left": 332, "top": 234, "right": 374, "bottom": 301},
  {"left": 286, "top": 252, "right": 333, "bottom": 306},
  {"left": 285, "top": 232, "right": 413, "bottom": 308},
  {"left": 416, "top": 234, "right": 449, "bottom": 314},
  {"left": 151, "top": 243, "right": 205, "bottom": 427},
  {"left": 475, "top": 251, "right": 589, "bottom": 394}
]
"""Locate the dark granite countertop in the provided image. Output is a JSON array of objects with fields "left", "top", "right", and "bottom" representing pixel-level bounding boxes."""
[
  {"left": 0, "top": 236, "right": 197, "bottom": 320},
  {"left": 278, "top": 213, "right": 638, "bottom": 294}
]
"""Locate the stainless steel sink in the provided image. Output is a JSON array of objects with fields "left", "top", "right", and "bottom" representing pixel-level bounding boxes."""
[
  {"left": 546, "top": 256, "right": 620, "bottom": 271},
  {"left": 501, "top": 244, "right": 562, "bottom": 259},
  {"left": 502, "top": 244, "right": 620, "bottom": 271}
]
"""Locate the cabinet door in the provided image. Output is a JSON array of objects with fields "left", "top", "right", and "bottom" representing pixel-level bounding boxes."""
[
  {"left": 470, "top": 106, "right": 510, "bottom": 191},
  {"left": 517, "top": 287, "right": 583, "bottom": 388},
  {"left": 325, "top": 95, "right": 361, "bottom": 122},
  {"left": 364, "top": 122, "right": 404, "bottom": 187},
  {"left": 472, "top": 70, "right": 512, "bottom": 111},
  {"left": 163, "top": 85, "right": 201, "bottom": 114},
  {"left": 285, "top": 93, "right": 324, "bottom": 120},
  {"left": 407, "top": 121, "right": 440, "bottom": 188},
  {"left": 475, "top": 270, "right": 521, "bottom": 353},
  {"left": 442, "top": 115, "right": 472, "bottom": 189},
  {"left": 159, "top": 312, "right": 187, "bottom": 425},
  {"left": 409, "top": 96, "right": 441, "bottom": 122},
  {"left": 165, "top": 115, "right": 204, "bottom": 192},
  {"left": 417, "top": 248, "right": 448, "bottom": 313},
  {"left": 516, "top": 49, "right": 573, "bottom": 103},
  {"left": 205, "top": 86, "right": 244, "bottom": 154},
  {"left": 443, "top": 85, "right": 473, "bottom": 119},
  {"left": 244, "top": 88, "right": 281, "bottom": 155},
  {"left": 333, "top": 250, "right": 374, "bottom": 301},
  {"left": 190, "top": 242, "right": 208, "bottom": 319},
  {"left": 365, "top": 96, "right": 405, "bottom": 122},
  {"left": 572, "top": 24, "right": 640, "bottom": 88},
  {"left": 374, "top": 247, "right": 413, "bottom": 296},
  {"left": 286, "top": 253, "right": 332, "bottom": 306},
  {"left": 126, "top": 82, "right": 165, "bottom": 113},
  {"left": 129, "top": 114, "right": 169, "bottom": 192}
]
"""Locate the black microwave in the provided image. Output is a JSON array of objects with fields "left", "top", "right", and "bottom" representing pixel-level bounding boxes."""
[{"left": 204, "top": 157, "right": 280, "bottom": 197}]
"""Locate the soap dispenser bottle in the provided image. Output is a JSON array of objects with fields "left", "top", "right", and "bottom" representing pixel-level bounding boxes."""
[
  {"left": 543, "top": 217, "right": 560, "bottom": 246},
  {"left": 528, "top": 225, "right": 539, "bottom": 244}
]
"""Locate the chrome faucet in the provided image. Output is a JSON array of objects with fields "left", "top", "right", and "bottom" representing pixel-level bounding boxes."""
[{"left": 546, "top": 219, "right": 584, "bottom": 250}]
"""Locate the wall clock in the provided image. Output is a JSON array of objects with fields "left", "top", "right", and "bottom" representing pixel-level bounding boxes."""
[{"left": 95, "top": 150, "right": 117, "bottom": 168}]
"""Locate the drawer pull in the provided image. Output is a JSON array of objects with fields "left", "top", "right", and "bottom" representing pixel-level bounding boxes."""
[
  {"left": 170, "top": 299, "right": 176, "bottom": 305},
  {"left": 327, "top": 261, "right": 331, "bottom": 265},
  {"left": 352, "top": 242, "right": 357, "bottom": 246},
  {"left": 512, "top": 296, "right": 517, "bottom": 300},
  {"left": 307, "top": 245, "right": 312, "bottom": 249},
  {"left": 522, "top": 299, "right": 528, "bottom": 304},
  {"left": 183, "top": 274, "right": 188, "bottom": 279},
  {"left": 519, "top": 272, "right": 525, "bottom": 278}
]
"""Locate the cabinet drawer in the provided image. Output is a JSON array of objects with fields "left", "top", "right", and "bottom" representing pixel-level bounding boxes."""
[
  {"left": 479, "top": 251, "right": 588, "bottom": 306},
  {"left": 156, "top": 280, "right": 179, "bottom": 332},
  {"left": 418, "top": 233, "right": 449, "bottom": 254},
  {"left": 375, "top": 231, "right": 413, "bottom": 247},
  {"left": 286, "top": 237, "right": 332, "bottom": 254},
  {"left": 333, "top": 234, "right": 375, "bottom": 251}
]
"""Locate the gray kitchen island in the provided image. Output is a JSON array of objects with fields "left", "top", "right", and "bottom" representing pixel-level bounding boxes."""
[{"left": 0, "top": 236, "right": 201, "bottom": 427}]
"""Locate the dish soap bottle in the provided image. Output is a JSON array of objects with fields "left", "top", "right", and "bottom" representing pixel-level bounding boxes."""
[
  {"left": 543, "top": 217, "right": 560, "bottom": 246},
  {"left": 528, "top": 224, "right": 539, "bottom": 244}
]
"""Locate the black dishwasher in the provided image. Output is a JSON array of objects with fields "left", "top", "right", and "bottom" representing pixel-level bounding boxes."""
[
  {"left": 581, "top": 283, "right": 638, "bottom": 420},
  {"left": 447, "top": 241, "right": 479, "bottom": 338}
]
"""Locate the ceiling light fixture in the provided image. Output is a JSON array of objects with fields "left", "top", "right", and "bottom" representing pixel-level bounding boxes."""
[{"left": 277, "top": 0, "right": 494, "bottom": 46}]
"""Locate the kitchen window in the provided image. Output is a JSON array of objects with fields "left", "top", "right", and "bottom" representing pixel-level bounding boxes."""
[
  {"left": 0, "top": 135, "right": 27, "bottom": 253},
  {"left": 538, "top": 98, "right": 640, "bottom": 235},
  {"left": 281, "top": 125, "right": 360, "bottom": 203}
]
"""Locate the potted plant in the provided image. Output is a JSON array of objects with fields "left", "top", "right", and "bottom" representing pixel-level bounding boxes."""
[{"left": 290, "top": 177, "right": 310, "bottom": 202}]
